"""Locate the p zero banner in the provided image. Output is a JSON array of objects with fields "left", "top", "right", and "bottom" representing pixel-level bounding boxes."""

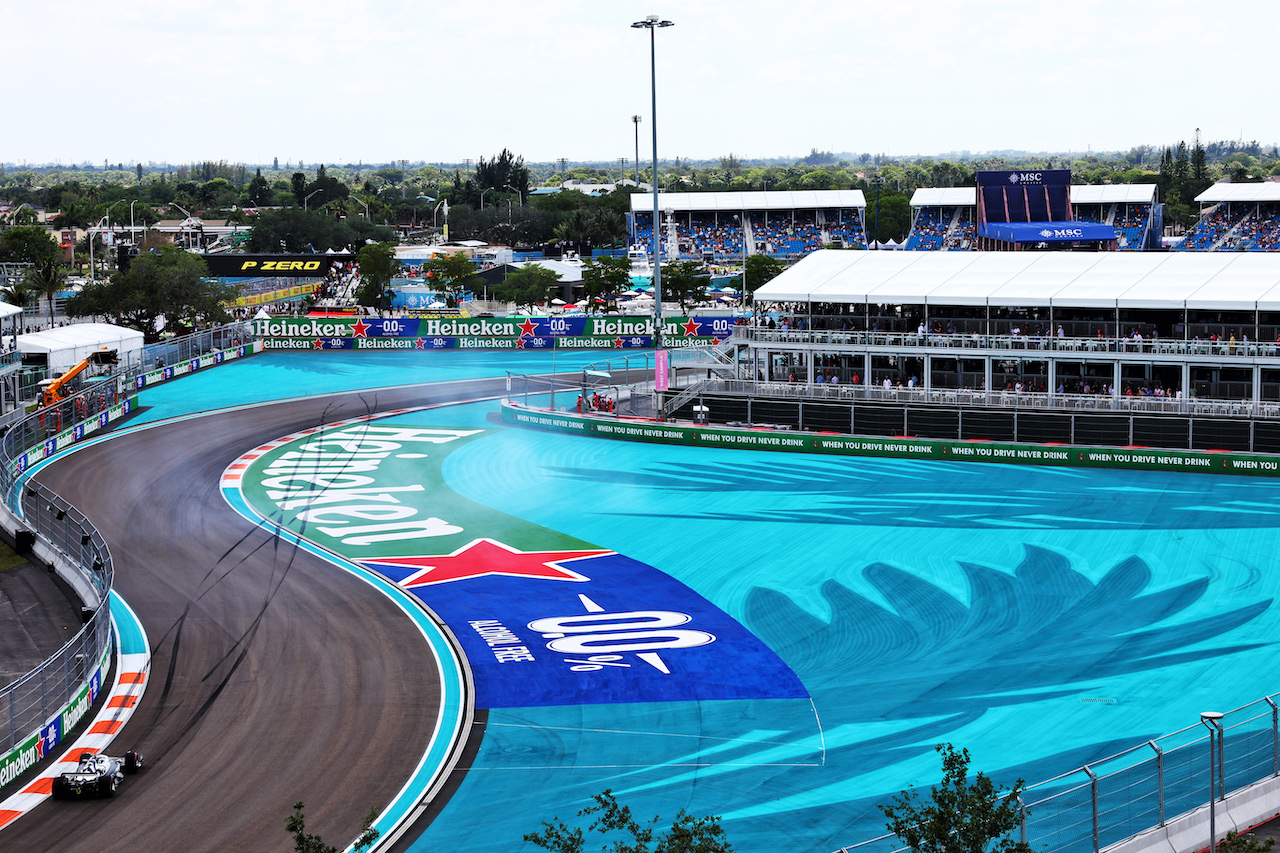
[
  {"left": 201, "top": 254, "right": 340, "bottom": 278},
  {"left": 253, "top": 316, "right": 734, "bottom": 351}
]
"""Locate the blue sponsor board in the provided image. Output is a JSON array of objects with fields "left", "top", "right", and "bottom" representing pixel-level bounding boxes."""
[
  {"left": 363, "top": 550, "right": 808, "bottom": 709},
  {"left": 976, "top": 168, "right": 1072, "bottom": 186}
]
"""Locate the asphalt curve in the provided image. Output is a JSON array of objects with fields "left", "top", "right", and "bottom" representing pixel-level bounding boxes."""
[{"left": 3, "top": 377, "right": 509, "bottom": 853}]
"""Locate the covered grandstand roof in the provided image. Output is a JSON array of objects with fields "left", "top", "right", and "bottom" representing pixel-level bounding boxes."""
[
  {"left": 1195, "top": 182, "right": 1280, "bottom": 204},
  {"left": 630, "top": 190, "right": 865, "bottom": 213},
  {"left": 754, "top": 250, "right": 1280, "bottom": 310},
  {"left": 909, "top": 185, "right": 1156, "bottom": 207}
]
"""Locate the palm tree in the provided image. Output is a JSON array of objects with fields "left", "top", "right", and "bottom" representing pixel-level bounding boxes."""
[
  {"left": 24, "top": 257, "right": 67, "bottom": 326},
  {"left": 0, "top": 276, "right": 33, "bottom": 311}
]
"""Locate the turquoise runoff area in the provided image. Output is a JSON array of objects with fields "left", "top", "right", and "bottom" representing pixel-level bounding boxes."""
[{"left": 136, "top": 350, "right": 1280, "bottom": 853}]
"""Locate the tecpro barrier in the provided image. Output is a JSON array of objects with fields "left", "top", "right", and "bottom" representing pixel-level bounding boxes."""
[{"left": 501, "top": 400, "right": 1280, "bottom": 479}]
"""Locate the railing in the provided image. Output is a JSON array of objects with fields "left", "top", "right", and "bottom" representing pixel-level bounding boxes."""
[
  {"left": 709, "top": 380, "right": 1280, "bottom": 420},
  {"left": 748, "top": 328, "right": 1280, "bottom": 360},
  {"left": 835, "top": 696, "right": 1280, "bottom": 853},
  {"left": 1, "top": 321, "right": 256, "bottom": 771},
  {"left": 0, "top": 383, "right": 118, "bottom": 755}
]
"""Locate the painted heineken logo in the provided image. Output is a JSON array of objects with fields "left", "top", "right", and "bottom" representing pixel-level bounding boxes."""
[{"left": 223, "top": 416, "right": 807, "bottom": 709}]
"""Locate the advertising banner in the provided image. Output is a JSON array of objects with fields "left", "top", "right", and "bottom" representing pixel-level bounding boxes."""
[
  {"left": 202, "top": 254, "right": 338, "bottom": 278},
  {"left": 976, "top": 169, "right": 1072, "bottom": 187},
  {"left": 253, "top": 315, "right": 732, "bottom": 351},
  {"left": 502, "top": 402, "right": 1280, "bottom": 480}
]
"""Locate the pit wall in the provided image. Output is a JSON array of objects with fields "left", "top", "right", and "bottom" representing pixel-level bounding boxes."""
[{"left": 501, "top": 401, "right": 1280, "bottom": 479}]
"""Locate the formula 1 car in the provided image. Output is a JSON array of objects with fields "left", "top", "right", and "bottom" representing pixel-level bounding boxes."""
[{"left": 50, "top": 751, "right": 143, "bottom": 799}]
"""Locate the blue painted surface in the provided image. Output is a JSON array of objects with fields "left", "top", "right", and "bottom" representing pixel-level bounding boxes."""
[
  {"left": 366, "top": 549, "right": 808, "bottom": 709},
  {"left": 134, "top": 353, "right": 1280, "bottom": 853}
]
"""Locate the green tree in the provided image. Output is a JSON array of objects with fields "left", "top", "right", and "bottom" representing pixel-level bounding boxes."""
[
  {"left": 880, "top": 744, "right": 1030, "bottom": 853},
  {"left": 1218, "top": 831, "right": 1275, "bottom": 853},
  {"left": 493, "top": 265, "right": 562, "bottom": 313},
  {"left": 0, "top": 225, "right": 60, "bottom": 266},
  {"left": 23, "top": 256, "right": 67, "bottom": 325},
  {"left": 424, "top": 251, "right": 481, "bottom": 305},
  {"left": 65, "top": 247, "right": 232, "bottom": 340},
  {"left": 246, "top": 207, "right": 395, "bottom": 253},
  {"left": 582, "top": 256, "right": 631, "bottom": 310},
  {"left": 659, "top": 261, "right": 708, "bottom": 314},
  {"left": 285, "top": 801, "right": 379, "bottom": 853},
  {"left": 355, "top": 242, "right": 398, "bottom": 309},
  {"left": 247, "top": 168, "right": 271, "bottom": 206},
  {"left": 743, "top": 255, "right": 785, "bottom": 301},
  {"left": 524, "top": 789, "right": 732, "bottom": 853},
  {"left": 291, "top": 172, "right": 308, "bottom": 206}
]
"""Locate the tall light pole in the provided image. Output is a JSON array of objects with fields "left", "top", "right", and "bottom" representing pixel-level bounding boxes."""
[
  {"left": 1200, "top": 712, "right": 1225, "bottom": 853},
  {"left": 632, "top": 115, "right": 642, "bottom": 186},
  {"left": 303, "top": 189, "right": 321, "bottom": 210},
  {"left": 633, "top": 13, "right": 673, "bottom": 358}
]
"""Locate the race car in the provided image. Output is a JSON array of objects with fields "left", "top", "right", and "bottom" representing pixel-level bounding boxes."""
[{"left": 50, "top": 750, "right": 143, "bottom": 799}]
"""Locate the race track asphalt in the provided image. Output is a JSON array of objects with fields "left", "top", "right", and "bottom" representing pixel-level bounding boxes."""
[{"left": 2, "top": 377, "right": 509, "bottom": 853}]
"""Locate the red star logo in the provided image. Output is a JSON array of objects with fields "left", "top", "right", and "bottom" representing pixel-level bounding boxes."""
[
  {"left": 613, "top": 337, "right": 624, "bottom": 348},
  {"left": 517, "top": 318, "right": 539, "bottom": 337},
  {"left": 362, "top": 538, "right": 612, "bottom": 585},
  {"left": 312, "top": 338, "right": 325, "bottom": 350},
  {"left": 516, "top": 337, "right": 527, "bottom": 348},
  {"left": 350, "top": 319, "right": 370, "bottom": 337},
  {"left": 414, "top": 338, "right": 427, "bottom": 349},
  {"left": 681, "top": 318, "right": 700, "bottom": 336}
]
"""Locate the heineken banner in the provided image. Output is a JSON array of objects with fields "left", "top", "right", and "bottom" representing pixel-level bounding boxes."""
[{"left": 253, "top": 316, "right": 734, "bottom": 351}]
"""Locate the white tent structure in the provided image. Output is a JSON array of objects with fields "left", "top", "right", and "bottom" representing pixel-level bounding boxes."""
[
  {"left": 754, "top": 250, "right": 1280, "bottom": 311},
  {"left": 19, "top": 323, "right": 144, "bottom": 375},
  {"left": 630, "top": 189, "right": 866, "bottom": 214}
]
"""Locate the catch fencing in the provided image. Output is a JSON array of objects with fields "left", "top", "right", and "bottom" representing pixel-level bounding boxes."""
[
  {"left": 1, "top": 322, "right": 255, "bottom": 763},
  {"left": 833, "top": 699, "right": 1279, "bottom": 853}
]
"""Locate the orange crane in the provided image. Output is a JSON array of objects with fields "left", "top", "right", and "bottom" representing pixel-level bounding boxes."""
[{"left": 39, "top": 347, "right": 118, "bottom": 407}]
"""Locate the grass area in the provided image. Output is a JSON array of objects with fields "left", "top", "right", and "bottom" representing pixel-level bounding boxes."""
[{"left": 0, "top": 540, "right": 28, "bottom": 572}]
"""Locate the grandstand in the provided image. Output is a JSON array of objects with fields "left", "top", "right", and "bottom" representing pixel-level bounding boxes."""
[
  {"left": 630, "top": 190, "right": 867, "bottom": 262},
  {"left": 687, "top": 250, "right": 1280, "bottom": 454},
  {"left": 906, "top": 185, "right": 1160, "bottom": 252},
  {"left": 1177, "top": 182, "right": 1280, "bottom": 252}
]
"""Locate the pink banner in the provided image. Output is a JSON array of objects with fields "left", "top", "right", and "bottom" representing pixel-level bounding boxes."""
[{"left": 655, "top": 349, "right": 669, "bottom": 391}]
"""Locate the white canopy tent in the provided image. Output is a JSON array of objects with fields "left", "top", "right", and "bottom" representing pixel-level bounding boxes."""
[
  {"left": 18, "top": 323, "right": 144, "bottom": 374},
  {"left": 630, "top": 189, "right": 866, "bottom": 214},
  {"left": 753, "top": 250, "right": 1280, "bottom": 311}
]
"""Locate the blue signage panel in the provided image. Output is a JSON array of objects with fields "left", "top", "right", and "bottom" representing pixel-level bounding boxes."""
[
  {"left": 976, "top": 169, "right": 1072, "bottom": 187},
  {"left": 363, "top": 550, "right": 809, "bottom": 709},
  {"left": 979, "top": 221, "right": 1118, "bottom": 243}
]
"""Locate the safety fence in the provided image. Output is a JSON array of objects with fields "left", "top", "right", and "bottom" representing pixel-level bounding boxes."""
[
  {"left": 0, "top": 322, "right": 257, "bottom": 788},
  {"left": 831, "top": 699, "right": 1280, "bottom": 853}
]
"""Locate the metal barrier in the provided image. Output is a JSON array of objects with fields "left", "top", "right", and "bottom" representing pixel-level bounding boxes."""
[
  {"left": 830, "top": 700, "right": 1280, "bottom": 853},
  {"left": 704, "top": 379, "right": 1280, "bottom": 421},
  {"left": 1, "top": 321, "right": 255, "bottom": 765},
  {"left": 747, "top": 328, "right": 1280, "bottom": 360}
]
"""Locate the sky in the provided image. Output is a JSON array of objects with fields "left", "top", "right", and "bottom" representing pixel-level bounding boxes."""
[{"left": 6, "top": 0, "right": 1276, "bottom": 168}]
